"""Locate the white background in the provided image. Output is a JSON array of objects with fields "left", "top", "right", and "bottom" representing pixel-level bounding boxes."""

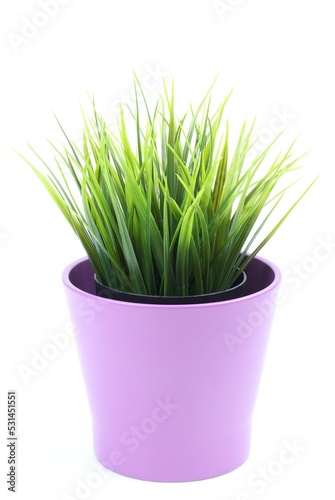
[{"left": 1, "top": 0, "right": 334, "bottom": 499}]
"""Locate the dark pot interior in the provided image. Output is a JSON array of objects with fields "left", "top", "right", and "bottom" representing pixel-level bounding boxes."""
[
  {"left": 94, "top": 271, "right": 247, "bottom": 305},
  {"left": 68, "top": 256, "right": 276, "bottom": 304}
]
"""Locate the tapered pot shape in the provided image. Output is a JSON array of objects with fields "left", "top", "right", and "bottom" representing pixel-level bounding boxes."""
[{"left": 62, "top": 255, "right": 281, "bottom": 482}]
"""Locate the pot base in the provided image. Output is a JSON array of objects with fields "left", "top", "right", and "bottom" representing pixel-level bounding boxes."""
[{"left": 93, "top": 422, "right": 251, "bottom": 482}]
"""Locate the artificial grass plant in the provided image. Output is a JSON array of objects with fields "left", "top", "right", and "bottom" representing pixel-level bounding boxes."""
[{"left": 19, "top": 78, "right": 316, "bottom": 297}]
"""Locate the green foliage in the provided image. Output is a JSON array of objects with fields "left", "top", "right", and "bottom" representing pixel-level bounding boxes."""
[{"left": 19, "top": 78, "right": 316, "bottom": 296}]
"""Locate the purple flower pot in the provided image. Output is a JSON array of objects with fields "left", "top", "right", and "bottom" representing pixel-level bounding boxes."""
[{"left": 62, "top": 255, "right": 281, "bottom": 482}]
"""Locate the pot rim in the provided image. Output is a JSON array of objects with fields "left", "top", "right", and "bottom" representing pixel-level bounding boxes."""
[{"left": 62, "top": 255, "right": 282, "bottom": 308}]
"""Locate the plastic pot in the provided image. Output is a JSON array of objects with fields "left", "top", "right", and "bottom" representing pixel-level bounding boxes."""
[
  {"left": 62, "top": 255, "right": 281, "bottom": 482},
  {"left": 94, "top": 270, "right": 247, "bottom": 304}
]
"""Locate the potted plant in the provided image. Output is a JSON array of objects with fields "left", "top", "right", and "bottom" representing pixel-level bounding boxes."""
[{"left": 19, "top": 78, "right": 315, "bottom": 482}]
